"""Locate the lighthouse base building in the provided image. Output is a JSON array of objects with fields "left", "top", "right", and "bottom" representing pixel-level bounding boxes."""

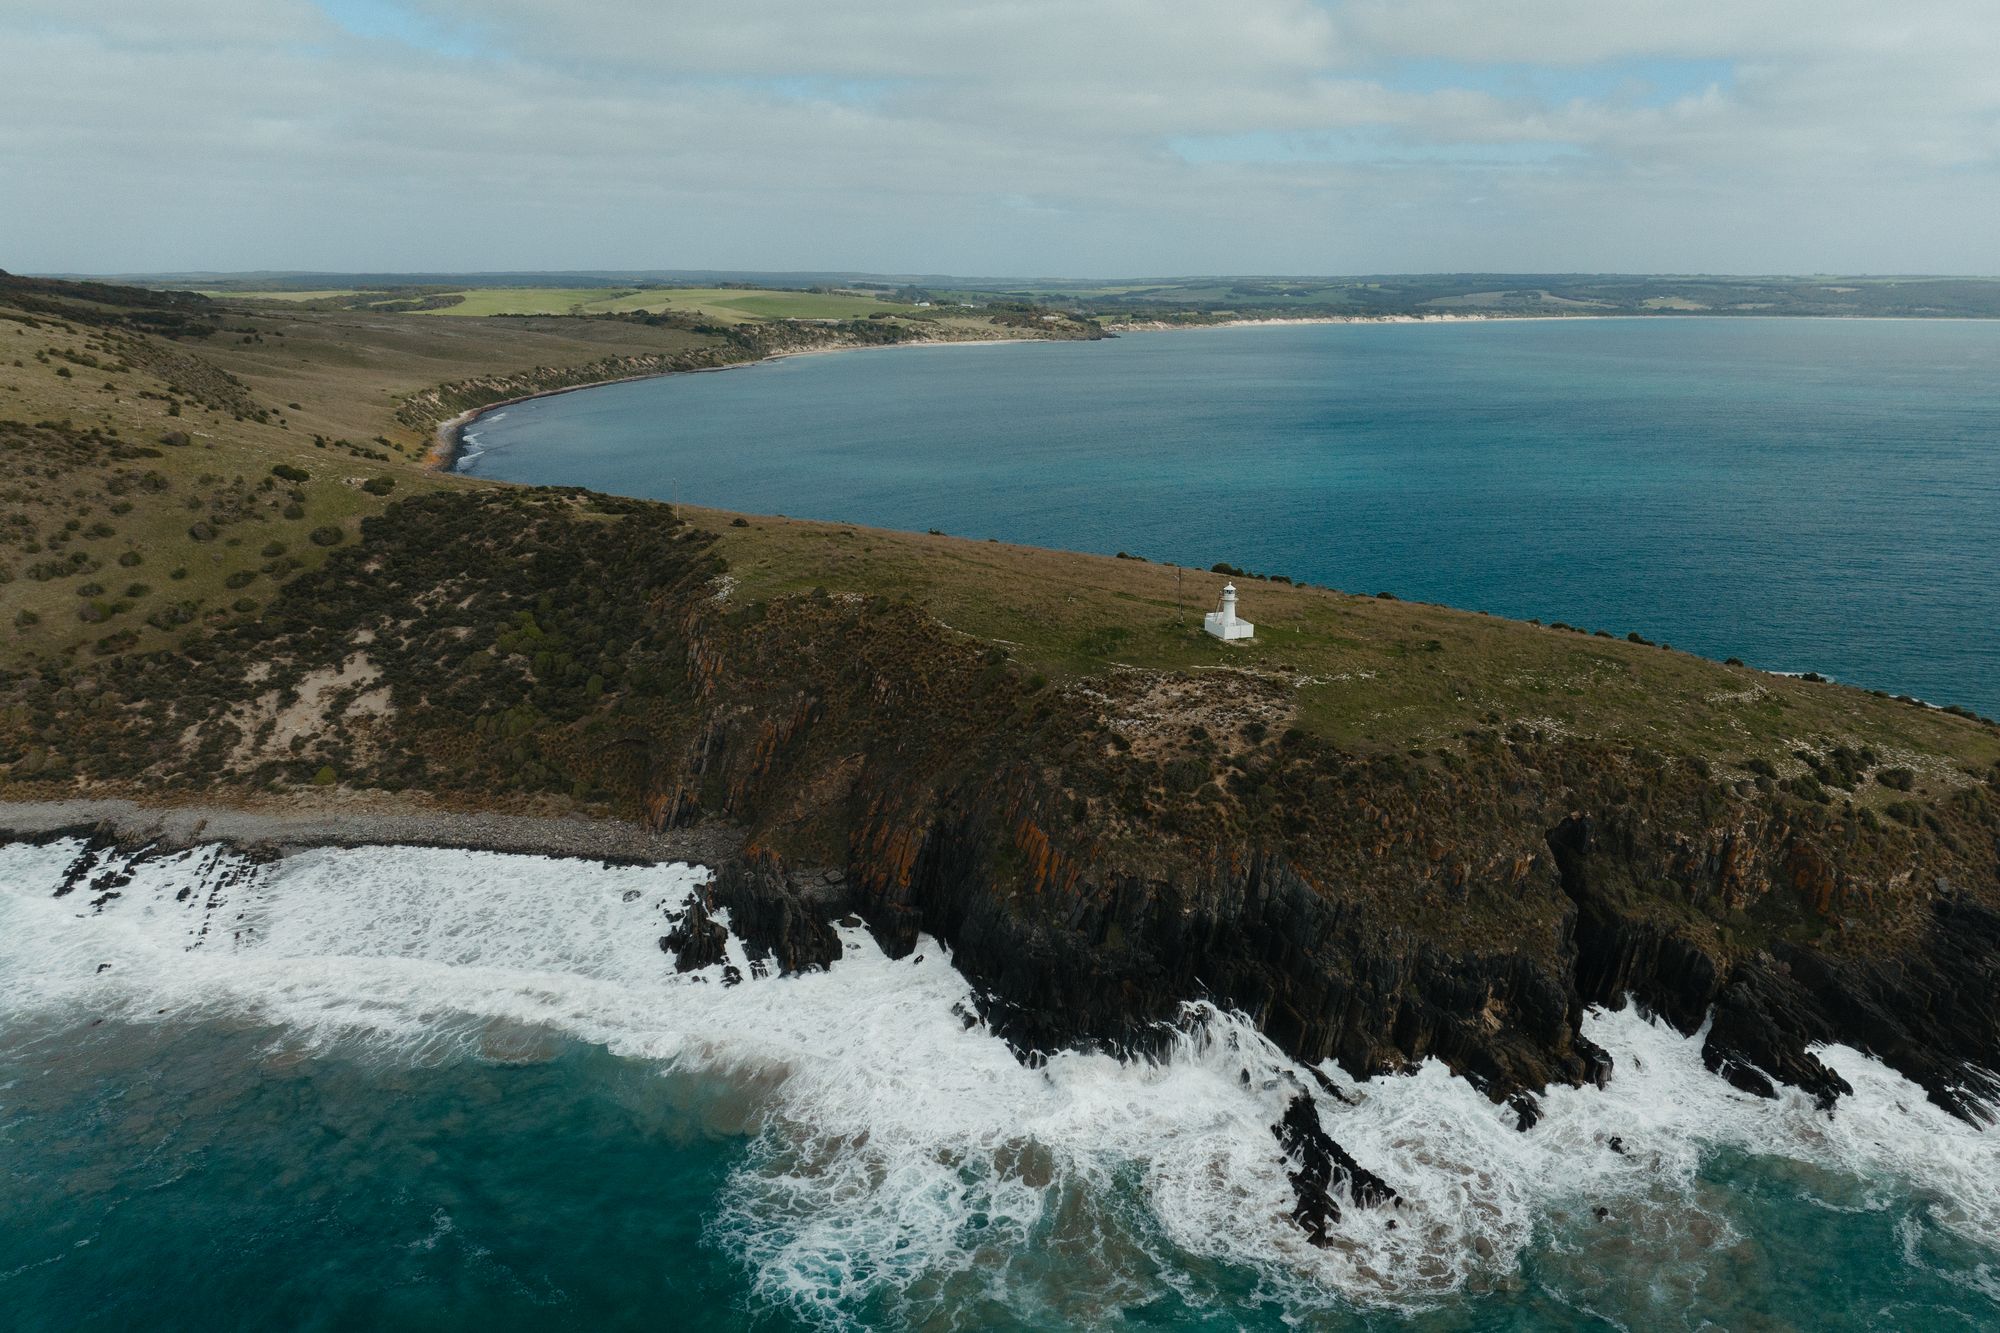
[{"left": 1203, "top": 583, "right": 1254, "bottom": 641}]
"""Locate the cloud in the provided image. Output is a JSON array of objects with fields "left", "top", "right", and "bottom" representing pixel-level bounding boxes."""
[{"left": 2, "top": 0, "right": 1997, "bottom": 274}]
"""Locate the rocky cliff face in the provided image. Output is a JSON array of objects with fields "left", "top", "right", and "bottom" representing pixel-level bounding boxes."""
[
  {"left": 12, "top": 486, "right": 1993, "bottom": 1136},
  {"left": 648, "top": 580, "right": 2000, "bottom": 1136},
  {"left": 9, "top": 484, "right": 1996, "bottom": 1244}
]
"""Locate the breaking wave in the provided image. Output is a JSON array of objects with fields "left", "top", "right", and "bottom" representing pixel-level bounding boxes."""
[{"left": 2, "top": 839, "right": 1994, "bottom": 1327}]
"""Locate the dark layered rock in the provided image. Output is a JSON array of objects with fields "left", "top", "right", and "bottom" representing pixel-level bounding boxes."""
[
  {"left": 844, "top": 795, "right": 1598, "bottom": 1103},
  {"left": 1704, "top": 896, "right": 2000, "bottom": 1121},
  {"left": 660, "top": 893, "right": 728, "bottom": 972},
  {"left": 708, "top": 851, "right": 850, "bottom": 975},
  {"left": 1273, "top": 1090, "right": 1400, "bottom": 1243}
]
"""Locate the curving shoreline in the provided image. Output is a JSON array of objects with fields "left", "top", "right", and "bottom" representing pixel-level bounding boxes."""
[{"left": 427, "top": 333, "right": 1054, "bottom": 474}]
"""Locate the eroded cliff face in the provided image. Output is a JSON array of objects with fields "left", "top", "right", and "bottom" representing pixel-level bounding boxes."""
[
  {"left": 648, "top": 580, "right": 2000, "bottom": 1132},
  {"left": 9, "top": 489, "right": 1992, "bottom": 1136}
]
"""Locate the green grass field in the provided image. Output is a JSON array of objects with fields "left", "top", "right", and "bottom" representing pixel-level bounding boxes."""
[
  {"left": 402, "top": 285, "right": 923, "bottom": 322},
  {"left": 196, "top": 289, "right": 367, "bottom": 303},
  {"left": 417, "top": 287, "right": 627, "bottom": 317}
]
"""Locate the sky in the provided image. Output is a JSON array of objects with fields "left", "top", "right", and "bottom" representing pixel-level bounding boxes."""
[{"left": 4, "top": 0, "right": 1998, "bottom": 277}]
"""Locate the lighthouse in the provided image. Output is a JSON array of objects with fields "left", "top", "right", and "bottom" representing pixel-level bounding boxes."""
[{"left": 1203, "top": 583, "right": 1254, "bottom": 642}]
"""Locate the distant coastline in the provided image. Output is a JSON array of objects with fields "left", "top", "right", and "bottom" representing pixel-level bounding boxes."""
[
  {"left": 430, "top": 332, "right": 1051, "bottom": 474},
  {"left": 430, "top": 306, "right": 2000, "bottom": 474}
]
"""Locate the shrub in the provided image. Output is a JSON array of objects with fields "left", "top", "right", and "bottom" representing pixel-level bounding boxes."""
[
  {"left": 361, "top": 477, "right": 396, "bottom": 496},
  {"left": 283, "top": 502, "right": 307, "bottom": 519},
  {"left": 146, "top": 601, "right": 198, "bottom": 629},
  {"left": 117, "top": 551, "right": 143, "bottom": 567},
  {"left": 271, "top": 464, "right": 309, "bottom": 483},
  {"left": 312, "top": 765, "right": 337, "bottom": 786},
  {"left": 308, "top": 525, "right": 344, "bottom": 547},
  {"left": 1876, "top": 767, "right": 1917, "bottom": 791}
]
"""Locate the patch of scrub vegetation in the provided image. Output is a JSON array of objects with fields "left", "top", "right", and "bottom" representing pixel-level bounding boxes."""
[
  {"left": 0, "top": 490, "right": 721, "bottom": 797},
  {"left": 0, "top": 272, "right": 746, "bottom": 662}
]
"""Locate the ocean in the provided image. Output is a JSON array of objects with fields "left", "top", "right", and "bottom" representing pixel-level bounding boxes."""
[
  {"left": 4, "top": 840, "right": 1997, "bottom": 1331},
  {"left": 460, "top": 318, "right": 2000, "bottom": 717}
]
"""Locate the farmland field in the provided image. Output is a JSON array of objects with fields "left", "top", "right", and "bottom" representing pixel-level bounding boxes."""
[{"left": 406, "top": 285, "right": 922, "bottom": 321}]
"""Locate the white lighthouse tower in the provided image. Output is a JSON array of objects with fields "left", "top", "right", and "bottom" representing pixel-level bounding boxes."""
[{"left": 1203, "top": 583, "right": 1254, "bottom": 641}]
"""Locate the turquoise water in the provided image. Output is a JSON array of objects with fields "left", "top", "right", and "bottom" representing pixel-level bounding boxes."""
[
  {"left": 4, "top": 841, "right": 1997, "bottom": 1331},
  {"left": 462, "top": 319, "right": 2000, "bottom": 716},
  {"left": 4, "top": 1018, "right": 1997, "bottom": 1333}
]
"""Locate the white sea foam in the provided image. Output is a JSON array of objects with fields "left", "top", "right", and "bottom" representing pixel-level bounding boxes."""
[{"left": 2, "top": 839, "right": 1993, "bottom": 1325}]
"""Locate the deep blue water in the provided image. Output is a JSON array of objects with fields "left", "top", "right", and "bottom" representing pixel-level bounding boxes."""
[{"left": 463, "top": 319, "right": 2000, "bottom": 715}]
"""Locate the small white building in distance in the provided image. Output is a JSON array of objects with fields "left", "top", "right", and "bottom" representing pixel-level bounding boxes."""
[{"left": 1203, "top": 583, "right": 1254, "bottom": 642}]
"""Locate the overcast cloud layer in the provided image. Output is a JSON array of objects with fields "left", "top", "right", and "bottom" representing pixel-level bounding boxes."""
[{"left": 5, "top": 0, "right": 1998, "bottom": 276}]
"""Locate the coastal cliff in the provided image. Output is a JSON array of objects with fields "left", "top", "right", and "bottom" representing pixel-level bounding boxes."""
[
  {"left": 642, "top": 554, "right": 2000, "bottom": 1129},
  {"left": 3, "top": 275, "right": 1996, "bottom": 1181},
  {"left": 6, "top": 488, "right": 1997, "bottom": 1134}
]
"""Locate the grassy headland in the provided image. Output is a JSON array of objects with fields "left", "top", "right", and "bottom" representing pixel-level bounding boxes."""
[
  {"left": 2, "top": 269, "right": 1993, "bottom": 794},
  {"left": 5, "top": 269, "right": 1998, "bottom": 1118},
  {"left": 3, "top": 270, "right": 2000, "bottom": 1112}
]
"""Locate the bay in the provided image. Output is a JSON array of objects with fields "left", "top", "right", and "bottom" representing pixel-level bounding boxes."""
[{"left": 464, "top": 319, "right": 2000, "bottom": 715}]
